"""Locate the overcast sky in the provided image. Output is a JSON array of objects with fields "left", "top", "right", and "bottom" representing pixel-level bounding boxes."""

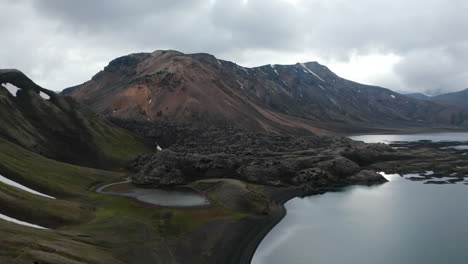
[{"left": 1, "top": 0, "right": 467, "bottom": 95}]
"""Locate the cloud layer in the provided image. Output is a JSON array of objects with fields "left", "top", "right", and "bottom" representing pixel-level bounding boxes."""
[{"left": 1, "top": 0, "right": 466, "bottom": 95}]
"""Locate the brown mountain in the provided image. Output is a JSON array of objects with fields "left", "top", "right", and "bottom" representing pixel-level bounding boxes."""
[{"left": 62, "top": 50, "right": 468, "bottom": 134}]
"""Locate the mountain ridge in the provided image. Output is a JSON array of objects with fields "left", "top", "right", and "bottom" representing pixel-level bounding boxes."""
[
  {"left": 0, "top": 69, "right": 149, "bottom": 168},
  {"left": 62, "top": 50, "right": 468, "bottom": 134}
]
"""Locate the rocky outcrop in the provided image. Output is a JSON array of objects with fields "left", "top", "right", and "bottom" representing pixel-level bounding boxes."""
[
  {"left": 127, "top": 120, "right": 390, "bottom": 188},
  {"left": 0, "top": 69, "right": 149, "bottom": 168},
  {"left": 368, "top": 140, "right": 468, "bottom": 182},
  {"left": 0, "top": 69, "right": 45, "bottom": 93},
  {"left": 347, "top": 170, "right": 385, "bottom": 185}
]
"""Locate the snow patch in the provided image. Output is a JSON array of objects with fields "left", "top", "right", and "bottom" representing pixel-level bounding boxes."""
[
  {"left": 0, "top": 174, "right": 56, "bottom": 199},
  {"left": 156, "top": 145, "right": 162, "bottom": 151},
  {"left": 236, "top": 80, "right": 245, "bottom": 89},
  {"left": 0, "top": 213, "right": 48, "bottom": 229},
  {"left": 270, "top": 64, "right": 279, "bottom": 76},
  {"left": 318, "top": 85, "right": 325, "bottom": 91},
  {"left": 216, "top": 59, "right": 222, "bottom": 65},
  {"left": 39, "top": 92, "right": 50, "bottom": 100},
  {"left": 257, "top": 68, "right": 266, "bottom": 75},
  {"left": 4, "top": 83, "right": 20, "bottom": 97},
  {"left": 148, "top": 99, "right": 152, "bottom": 104},
  {"left": 240, "top": 67, "right": 249, "bottom": 74},
  {"left": 390, "top": 94, "right": 396, "bottom": 99},
  {"left": 224, "top": 99, "right": 233, "bottom": 106},
  {"left": 328, "top": 96, "right": 338, "bottom": 106},
  {"left": 299, "top": 63, "right": 325, "bottom": 82},
  {"left": 378, "top": 172, "right": 400, "bottom": 181}
]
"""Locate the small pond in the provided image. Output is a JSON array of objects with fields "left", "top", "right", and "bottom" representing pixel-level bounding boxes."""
[{"left": 97, "top": 181, "right": 209, "bottom": 207}]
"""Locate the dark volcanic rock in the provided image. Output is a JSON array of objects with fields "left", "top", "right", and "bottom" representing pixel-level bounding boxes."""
[
  {"left": 124, "top": 119, "right": 390, "bottom": 188},
  {"left": 447, "top": 178, "right": 464, "bottom": 183},
  {"left": 117, "top": 119, "right": 468, "bottom": 188},
  {"left": 348, "top": 170, "right": 388, "bottom": 185},
  {"left": 343, "top": 143, "right": 398, "bottom": 166},
  {"left": 317, "top": 157, "right": 360, "bottom": 177},
  {"left": 406, "top": 176, "right": 429, "bottom": 181},
  {"left": 424, "top": 180, "right": 451, "bottom": 185}
]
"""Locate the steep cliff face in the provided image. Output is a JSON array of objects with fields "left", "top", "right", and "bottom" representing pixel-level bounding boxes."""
[
  {"left": 0, "top": 69, "right": 149, "bottom": 168},
  {"left": 63, "top": 50, "right": 468, "bottom": 134}
]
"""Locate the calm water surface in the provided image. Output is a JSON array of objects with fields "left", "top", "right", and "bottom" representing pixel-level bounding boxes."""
[
  {"left": 253, "top": 133, "right": 468, "bottom": 264},
  {"left": 98, "top": 181, "right": 209, "bottom": 207},
  {"left": 350, "top": 132, "right": 468, "bottom": 144}
]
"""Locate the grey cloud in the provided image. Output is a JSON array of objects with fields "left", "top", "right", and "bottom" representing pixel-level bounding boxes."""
[
  {"left": 0, "top": 0, "right": 466, "bottom": 94},
  {"left": 394, "top": 44, "right": 468, "bottom": 95}
]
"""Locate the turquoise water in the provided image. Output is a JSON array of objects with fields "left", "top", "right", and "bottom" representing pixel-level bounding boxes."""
[{"left": 253, "top": 133, "right": 468, "bottom": 264}]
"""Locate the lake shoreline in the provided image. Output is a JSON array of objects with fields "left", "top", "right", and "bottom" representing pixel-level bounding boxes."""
[
  {"left": 97, "top": 132, "right": 468, "bottom": 264},
  {"left": 206, "top": 183, "right": 374, "bottom": 264}
]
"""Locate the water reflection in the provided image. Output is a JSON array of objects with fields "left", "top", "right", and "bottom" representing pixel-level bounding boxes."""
[
  {"left": 350, "top": 132, "right": 468, "bottom": 144},
  {"left": 253, "top": 133, "right": 468, "bottom": 264},
  {"left": 253, "top": 177, "right": 468, "bottom": 264}
]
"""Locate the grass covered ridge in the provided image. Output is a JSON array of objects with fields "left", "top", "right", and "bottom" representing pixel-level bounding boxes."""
[{"left": 0, "top": 138, "right": 252, "bottom": 264}]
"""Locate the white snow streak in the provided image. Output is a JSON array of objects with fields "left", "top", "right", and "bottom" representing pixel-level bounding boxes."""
[
  {"left": 328, "top": 96, "right": 338, "bottom": 106},
  {"left": 270, "top": 64, "right": 279, "bottom": 76},
  {"left": 236, "top": 80, "right": 245, "bottom": 89},
  {"left": 0, "top": 213, "right": 48, "bottom": 229},
  {"left": 390, "top": 95, "right": 396, "bottom": 99},
  {"left": 318, "top": 85, "right": 325, "bottom": 91},
  {"left": 4, "top": 83, "right": 19, "bottom": 97},
  {"left": 0, "top": 174, "right": 55, "bottom": 199},
  {"left": 299, "top": 63, "right": 325, "bottom": 82},
  {"left": 39, "top": 92, "right": 50, "bottom": 100}
]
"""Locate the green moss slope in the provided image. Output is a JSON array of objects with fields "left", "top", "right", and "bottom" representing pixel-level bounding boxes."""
[{"left": 0, "top": 139, "right": 246, "bottom": 264}]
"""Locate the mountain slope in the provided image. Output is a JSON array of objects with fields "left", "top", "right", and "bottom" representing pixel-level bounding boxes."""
[
  {"left": 432, "top": 88, "right": 468, "bottom": 107},
  {"left": 62, "top": 50, "right": 468, "bottom": 134},
  {"left": 405, "top": 93, "right": 431, "bottom": 101},
  {"left": 0, "top": 69, "right": 150, "bottom": 168}
]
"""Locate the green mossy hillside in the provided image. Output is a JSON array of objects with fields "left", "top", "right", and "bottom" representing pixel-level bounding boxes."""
[{"left": 0, "top": 139, "right": 249, "bottom": 264}]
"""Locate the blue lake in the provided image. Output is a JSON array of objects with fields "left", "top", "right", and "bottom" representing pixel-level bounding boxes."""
[{"left": 252, "top": 133, "right": 468, "bottom": 264}]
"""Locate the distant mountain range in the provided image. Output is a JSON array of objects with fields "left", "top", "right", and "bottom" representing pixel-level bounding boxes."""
[
  {"left": 62, "top": 50, "right": 468, "bottom": 134},
  {"left": 406, "top": 89, "right": 468, "bottom": 108}
]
